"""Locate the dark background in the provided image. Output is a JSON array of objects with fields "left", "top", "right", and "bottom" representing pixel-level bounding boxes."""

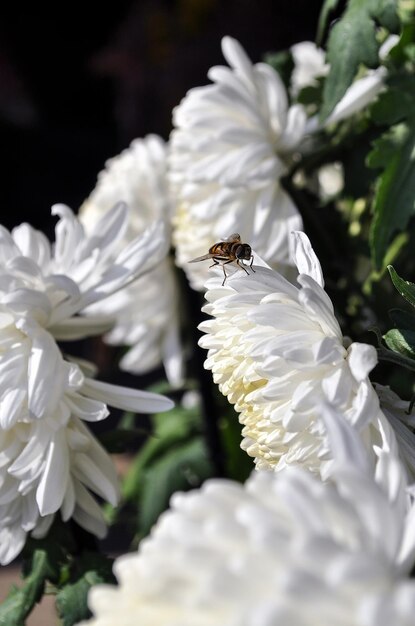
[{"left": 0, "top": 1, "right": 321, "bottom": 236}]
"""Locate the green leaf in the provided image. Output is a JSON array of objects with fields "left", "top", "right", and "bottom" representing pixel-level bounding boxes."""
[
  {"left": 369, "top": 121, "right": 415, "bottom": 268},
  {"left": 369, "top": 82, "right": 415, "bottom": 126},
  {"left": 388, "top": 265, "right": 415, "bottom": 307},
  {"left": 384, "top": 328, "right": 415, "bottom": 358},
  {"left": 0, "top": 548, "right": 60, "bottom": 626},
  {"left": 389, "top": 307, "right": 415, "bottom": 331},
  {"left": 138, "top": 438, "right": 213, "bottom": 536},
  {"left": 56, "top": 553, "right": 115, "bottom": 626},
  {"left": 378, "top": 344, "right": 415, "bottom": 370},
  {"left": 316, "top": 0, "right": 341, "bottom": 45},
  {"left": 389, "top": 23, "right": 415, "bottom": 64},
  {"left": 374, "top": 0, "right": 400, "bottom": 31},
  {"left": 122, "top": 407, "right": 201, "bottom": 501},
  {"left": 320, "top": 0, "right": 380, "bottom": 121},
  {"left": 372, "top": 327, "right": 415, "bottom": 371}
]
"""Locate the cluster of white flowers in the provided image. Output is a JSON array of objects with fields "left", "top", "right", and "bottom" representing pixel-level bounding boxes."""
[
  {"left": 0, "top": 204, "right": 173, "bottom": 564},
  {"left": 3, "top": 26, "right": 413, "bottom": 626}
]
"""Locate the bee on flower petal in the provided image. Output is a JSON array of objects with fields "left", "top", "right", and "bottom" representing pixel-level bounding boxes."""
[{"left": 189, "top": 233, "right": 255, "bottom": 286}]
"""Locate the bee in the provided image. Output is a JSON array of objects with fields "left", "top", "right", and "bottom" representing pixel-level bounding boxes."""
[{"left": 189, "top": 233, "right": 255, "bottom": 286}]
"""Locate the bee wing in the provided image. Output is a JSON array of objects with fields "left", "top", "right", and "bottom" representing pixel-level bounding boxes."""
[
  {"left": 188, "top": 253, "right": 214, "bottom": 263},
  {"left": 226, "top": 233, "right": 241, "bottom": 243}
]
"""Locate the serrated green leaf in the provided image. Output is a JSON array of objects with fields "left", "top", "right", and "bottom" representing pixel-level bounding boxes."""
[
  {"left": 384, "top": 328, "right": 415, "bottom": 358},
  {"left": 139, "top": 438, "right": 213, "bottom": 535},
  {"left": 389, "top": 308, "right": 415, "bottom": 331},
  {"left": 56, "top": 553, "right": 115, "bottom": 626},
  {"left": 0, "top": 549, "right": 59, "bottom": 626},
  {"left": 388, "top": 265, "right": 415, "bottom": 306},
  {"left": 320, "top": 0, "right": 380, "bottom": 121},
  {"left": 369, "top": 121, "right": 415, "bottom": 268},
  {"left": 316, "top": 0, "right": 341, "bottom": 45}
]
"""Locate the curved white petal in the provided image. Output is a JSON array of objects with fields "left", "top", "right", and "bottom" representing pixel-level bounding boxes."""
[
  {"left": 292, "top": 231, "right": 324, "bottom": 287},
  {"left": 81, "top": 377, "right": 174, "bottom": 414},
  {"left": 326, "top": 69, "right": 386, "bottom": 126}
]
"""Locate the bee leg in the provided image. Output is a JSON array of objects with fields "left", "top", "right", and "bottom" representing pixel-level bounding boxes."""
[
  {"left": 236, "top": 259, "right": 250, "bottom": 276},
  {"left": 209, "top": 258, "right": 220, "bottom": 269},
  {"left": 250, "top": 255, "right": 255, "bottom": 273},
  {"left": 221, "top": 259, "right": 234, "bottom": 286}
]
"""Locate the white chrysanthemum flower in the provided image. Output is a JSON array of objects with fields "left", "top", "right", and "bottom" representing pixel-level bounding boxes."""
[
  {"left": 198, "top": 231, "right": 411, "bottom": 476},
  {"left": 170, "top": 36, "right": 305, "bottom": 291},
  {"left": 80, "top": 135, "right": 183, "bottom": 386},
  {"left": 290, "top": 41, "right": 329, "bottom": 96},
  {"left": 0, "top": 205, "right": 174, "bottom": 564},
  {"left": 78, "top": 408, "right": 415, "bottom": 626}
]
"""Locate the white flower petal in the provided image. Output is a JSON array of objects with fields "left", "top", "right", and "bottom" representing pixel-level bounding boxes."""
[
  {"left": 292, "top": 231, "right": 324, "bottom": 287},
  {"left": 347, "top": 342, "right": 378, "bottom": 382},
  {"left": 326, "top": 69, "right": 386, "bottom": 126},
  {"left": 81, "top": 377, "right": 174, "bottom": 414},
  {"left": 36, "top": 428, "right": 69, "bottom": 515}
]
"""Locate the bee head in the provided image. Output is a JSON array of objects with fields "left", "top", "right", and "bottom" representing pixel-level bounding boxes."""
[{"left": 236, "top": 244, "right": 252, "bottom": 260}]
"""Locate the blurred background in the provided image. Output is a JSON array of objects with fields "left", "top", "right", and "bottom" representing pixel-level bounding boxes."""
[{"left": 0, "top": 0, "right": 321, "bottom": 234}]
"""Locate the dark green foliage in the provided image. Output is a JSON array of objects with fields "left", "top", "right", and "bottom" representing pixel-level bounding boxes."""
[
  {"left": 320, "top": 0, "right": 399, "bottom": 121},
  {"left": 121, "top": 405, "right": 214, "bottom": 537},
  {"left": 316, "top": 0, "right": 342, "bottom": 45},
  {"left": 368, "top": 122, "right": 415, "bottom": 269},
  {"left": 388, "top": 265, "right": 415, "bottom": 308},
  {"left": 384, "top": 327, "right": 415, "bottom": 359},
  {"left": 0, "top": 549, "right": 60, "bottom": 626},
  {"left": 320, "top": 0, "right": 379, "bottom": 121},
  {"left": 56, "top": 553, "right": 115, "bottom": 626}
]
